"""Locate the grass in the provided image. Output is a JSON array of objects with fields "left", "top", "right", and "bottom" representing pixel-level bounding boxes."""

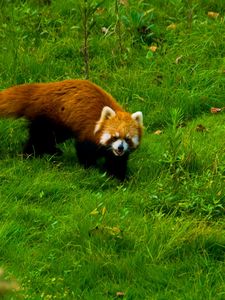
[{"left": 1, "top": 0, "right": 225, "bottom": 299}]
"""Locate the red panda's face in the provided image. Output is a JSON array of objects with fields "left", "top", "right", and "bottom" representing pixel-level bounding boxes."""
[{"left": 94, "top": 106, "right": 143, "bottom": 157}]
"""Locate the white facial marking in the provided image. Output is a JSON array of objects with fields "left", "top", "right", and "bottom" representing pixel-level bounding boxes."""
[
  {"left": 132, "top": 136, "right": 139, "bottom": 148},
  {"left": 112, "top": 139, "right": 128, "bottom": 156},
  {"left": 115, "top": 132, "right": 119, "bottom": 137},
  {"left": 100, "top": 132, "right": 111, "bottom": 145}
]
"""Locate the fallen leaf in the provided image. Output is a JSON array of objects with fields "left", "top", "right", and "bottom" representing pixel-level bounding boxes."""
[
  {"left": 96, "top": 7, "right": 105, "bottom": 14},
  {"left": 196, "top": 124, "right": 207, "bottom": 132},
  {"left": 119, "top": 0, "right": 128, "bottom": 5},
  {"left": 90, "top": 208, "right": 99, "bottom": 216},
  {"left": 149, "top": 45, "right": 157, "bottom": 52},
  {"left": 110, "top": 226, "right": 122, "bottom": 235},
  {"left": 116, "top": 291, "right": 125, "bottom": 298},
  {"left": 208, "top": 11, "right": 219, "bottom": 18},
  {"left": 101, "top": 27, "right": 109, "bottom": 35},
  {"left": 175, "top": 55, "right": 183, "bottom": 64},
  {"left": 210, "top": 107, "right": 222, "bottom": 113},
  {"left": 154, "top": 130, "right": 163, "bottom": 135},
  {"left": 167, "top": 23, "right": 177, "bottom": 30},
  {"left": 102, "top": 206, "right": 107, "bottom": 216}
]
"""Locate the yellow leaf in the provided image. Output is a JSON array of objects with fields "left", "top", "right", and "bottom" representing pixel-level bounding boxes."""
[
  {"left": 167, "top": 23, "right": 177, "bottom": 30},
  {"left": 90, "top": 208, "right": 99, "bottom": 216},
  {"left": 153, "top": 130, "right": 163, "bottom": 135},
  {"left": 175, "top": 55, "right": 183, "bottom": 64},
  {"left": 119, "top": 0, "right": 128, "bottom": 5},
  {"left": 111, "top": 226, "right": 122, "bottom": 235},
  {"left": 208, "top": 11, "right": 219, "bottom": 18},
  {"left": 101, "top": 27, "right": 109, "bottom": 35},
  {"left": 149, "top": 45, "right": 157, "bottom": 52},
  {"left": 96, "top": 7, "right": 105, "bottom": 15},
  {"left": 102, "top": 207, "right": 107, "bottom": 216},
  {"left": 116, "top": 291, "right": 125, "bottom": 297}
]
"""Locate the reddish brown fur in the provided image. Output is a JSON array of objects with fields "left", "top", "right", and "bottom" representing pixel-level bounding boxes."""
[
  {"left": 0, "top": 80, "right": 127, "bottom": 143},
  {"left": 99, "top": 111, "right": 142, "bottom": 145},
  {"left": 0, "top": 79, "right": 143, "bottom": 180}
]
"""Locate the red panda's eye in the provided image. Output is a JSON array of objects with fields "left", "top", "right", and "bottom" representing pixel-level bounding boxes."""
[{"left": 111, "top": 136, "right": 118, "bottom": 142}]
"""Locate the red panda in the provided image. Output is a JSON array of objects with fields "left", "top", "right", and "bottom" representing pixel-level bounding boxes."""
[{"left": 0, "top": 79, "right": 143, "bottom": 180}]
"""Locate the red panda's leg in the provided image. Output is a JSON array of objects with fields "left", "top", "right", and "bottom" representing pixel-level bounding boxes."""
[
  {"left": 104, "top": 153, "right": 129, "bottom": 181},
  {"left": 24, "top": 118, "right": 61, "bottom": 156},
  {"left": 75, "top": 141, "right": 98, "bottom": 168}
]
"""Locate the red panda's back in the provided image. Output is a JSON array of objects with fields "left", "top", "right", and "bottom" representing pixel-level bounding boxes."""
[
  {"left": 48, "top": 80, "right": 125, "bottom": 141},
  {"left": 0, "top": 79, "right": 125, "bottom": 142}
]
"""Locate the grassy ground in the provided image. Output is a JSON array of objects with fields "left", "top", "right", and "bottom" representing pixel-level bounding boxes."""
[{"left": 1, "top": 0, "right": 225, "bottom": 299}]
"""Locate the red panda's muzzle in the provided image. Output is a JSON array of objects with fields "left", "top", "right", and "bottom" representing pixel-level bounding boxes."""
[{"left": 111, "top": 139, "right": 129, "bottom": 156}]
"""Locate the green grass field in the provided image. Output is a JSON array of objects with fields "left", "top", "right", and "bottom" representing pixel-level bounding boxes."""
[{"left": 1, "top": 0, "right": 225, "bottom": 299}]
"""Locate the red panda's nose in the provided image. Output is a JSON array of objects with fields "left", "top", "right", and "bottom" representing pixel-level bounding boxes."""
[{"left": 118, "top": 144, "right": 124, "bottom": 152}]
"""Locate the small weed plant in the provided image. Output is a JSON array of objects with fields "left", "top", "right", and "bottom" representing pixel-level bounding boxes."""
[{"left": 161, "top": 108, "right": 198, "bottom": 179}]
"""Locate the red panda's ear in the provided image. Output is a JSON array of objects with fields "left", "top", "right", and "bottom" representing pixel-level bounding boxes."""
[
  {"left": 94, "top": 106, "right": 116, "bottom": 134},
  {"left": 101, "top": 106, "right": 116, "bottom": 120},
  {"left": 131, "top": 111, "right": 143, "bottom": 126}
]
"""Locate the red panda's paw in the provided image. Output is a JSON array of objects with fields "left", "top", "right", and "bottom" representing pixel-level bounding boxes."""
[{"left": 104, "top": 152, "right": 129, "bottom": 181}]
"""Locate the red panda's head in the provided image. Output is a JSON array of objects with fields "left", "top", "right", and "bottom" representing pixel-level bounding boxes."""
[{"left": 94, "top": 106, "right": 143, "bottom": 157}]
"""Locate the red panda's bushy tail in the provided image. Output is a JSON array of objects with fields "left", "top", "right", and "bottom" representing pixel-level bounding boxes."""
[{"left": 0, "top": 85, "right": 29, "bottom": 118}]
